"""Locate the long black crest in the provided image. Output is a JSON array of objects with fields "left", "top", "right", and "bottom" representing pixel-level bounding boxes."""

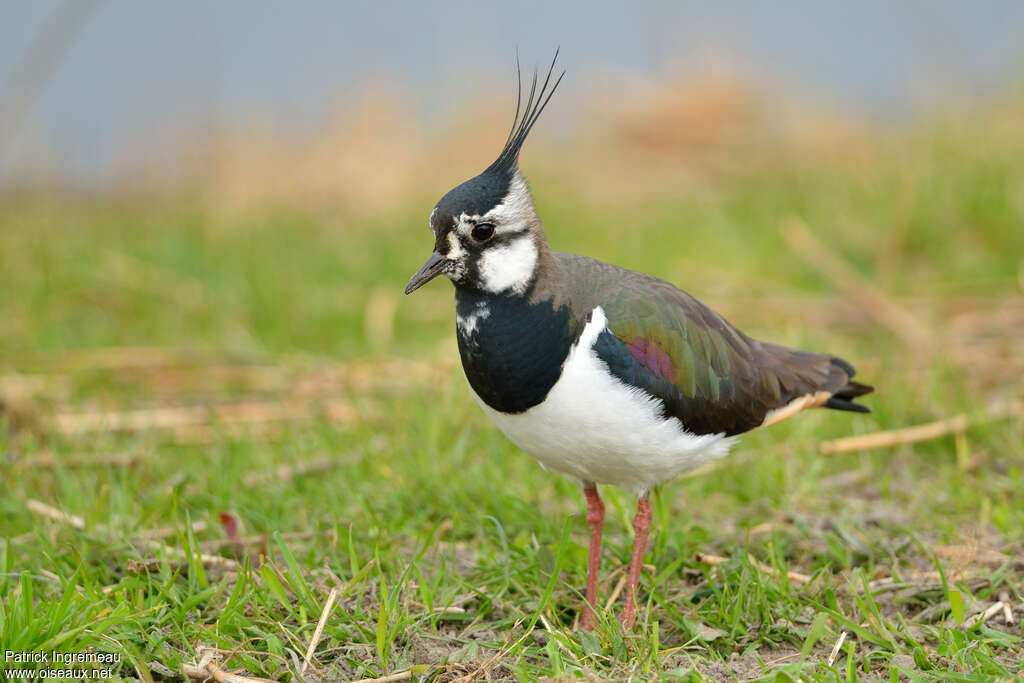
[{"left": 487, "top": 49, "right": 565, "bottom": 174}]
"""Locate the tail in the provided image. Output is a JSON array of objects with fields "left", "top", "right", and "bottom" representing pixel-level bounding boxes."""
[{"left": 823, "top": 357, "right": 874, "bottom": 414}]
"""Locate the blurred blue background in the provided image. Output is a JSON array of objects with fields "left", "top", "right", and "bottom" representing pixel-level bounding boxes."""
[{"left": 3, "top": 1, "right": 1023, "bottom": 187}]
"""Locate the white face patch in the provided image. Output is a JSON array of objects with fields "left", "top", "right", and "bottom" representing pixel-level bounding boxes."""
[
  {"left": 477, "top": 234, "right": 538, "bottom": 294},
  {"left": 446, "top": 231, "right": 465, "bottom": 259},
  {"left": 450, "top": 172, "right": 536, "bottom": 239},
  {"left": 444, "top": 231, "right": 468, "bottom": 282},
  {"left": 440, "top": 170, "right": 540, "bottom": 292},
  {"left": 428, "top": 207, "right": 438, "bottom": 235},
  {"left": 479, "top": 172, "right": 534, "bottom": 234}
]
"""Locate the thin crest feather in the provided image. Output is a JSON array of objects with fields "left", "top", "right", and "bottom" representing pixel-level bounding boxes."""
[
  {"left": 500, "top": 50, "right": 524, "bottom": 152},
  {"left": 489, "top": 48, "right": 564, "bottom": 173}
]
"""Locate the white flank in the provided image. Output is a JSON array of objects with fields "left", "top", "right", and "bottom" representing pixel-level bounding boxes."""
[
  {"left": 477, "top": 235, "right": 538, "bottom": 294},
  {"left": 472, "top": 306, "right": 736, "bottom": 495}
]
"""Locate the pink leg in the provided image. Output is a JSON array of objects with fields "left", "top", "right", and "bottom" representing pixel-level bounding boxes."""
[
  {"left": 580, "top": 484, "right": 605, "bottom": 631},
  {"left": 620, "top": 496, "right": 651, "bottom": 629}
]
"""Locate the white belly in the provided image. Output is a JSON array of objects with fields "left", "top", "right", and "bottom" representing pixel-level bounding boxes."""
[{"left": 471, "top": 306, "right": 736, "bottom": 496}]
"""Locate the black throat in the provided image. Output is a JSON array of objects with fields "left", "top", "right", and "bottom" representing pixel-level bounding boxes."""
[{"left": 454, "top": 286, "right": 574, "bottom": 414}]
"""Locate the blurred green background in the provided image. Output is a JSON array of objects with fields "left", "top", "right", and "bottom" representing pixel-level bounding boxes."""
[{"left": 1, "top": 3, "right": 1022, "bottom": 681}]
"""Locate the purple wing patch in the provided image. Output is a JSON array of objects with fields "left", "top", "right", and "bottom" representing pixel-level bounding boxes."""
[{"left": 627, "top": 337, "right": 675, "bottom": 381}]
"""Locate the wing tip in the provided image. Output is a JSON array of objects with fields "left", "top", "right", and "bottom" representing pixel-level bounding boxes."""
[
  {"left": 828, "top": 356, "right": 874, "bottom": 409},
  {"left": 830, "top": 356, "right": 858, "bottom": 378},
  {"left": 824, "top": 396, "right": 872, "bottom": 414},
  {"left": 836, "top": 380, "right": 874, "bottom": 399}
]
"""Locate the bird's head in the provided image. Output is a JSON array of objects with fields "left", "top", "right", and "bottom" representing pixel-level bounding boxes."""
[{"left": 405, "top": 52, "right": 564, "bottom": 297}]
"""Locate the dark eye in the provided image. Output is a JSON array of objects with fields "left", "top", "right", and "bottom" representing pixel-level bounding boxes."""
[{"left": 471, "top": 223, "right": 495, "bottom": 242}]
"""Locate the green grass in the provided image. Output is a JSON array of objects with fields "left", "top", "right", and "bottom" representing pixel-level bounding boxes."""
[{"left": 1, "top": 112, "right": 1023, "bottom": 681}]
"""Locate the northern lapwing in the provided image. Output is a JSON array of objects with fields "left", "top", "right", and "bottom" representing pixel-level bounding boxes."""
[{"left": 404, "top": 53, "right": 873, "bottom": 630}]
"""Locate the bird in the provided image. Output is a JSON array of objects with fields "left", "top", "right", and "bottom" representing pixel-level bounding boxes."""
[{"left": 404, "top": 52, "right": 873, "bottom": 630}]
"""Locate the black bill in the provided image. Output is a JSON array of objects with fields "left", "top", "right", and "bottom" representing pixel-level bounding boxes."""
[{"left": 404, "top": 251, "right": 448, "bottom": 294}]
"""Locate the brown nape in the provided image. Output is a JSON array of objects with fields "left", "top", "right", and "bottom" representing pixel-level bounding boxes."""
[{"left": 525, "top": 222, "right": 567, "bottom": 306}]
